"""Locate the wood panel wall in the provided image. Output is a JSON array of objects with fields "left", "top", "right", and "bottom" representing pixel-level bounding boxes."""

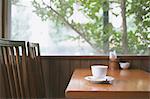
[
  {"left": 41, "top": 56, "right": 150, "bottom": 98},
  {"left": 0, "top": 56, "right": 149, "bottom": 98}
]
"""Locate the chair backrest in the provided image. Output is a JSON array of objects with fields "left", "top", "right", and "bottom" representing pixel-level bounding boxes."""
[
  {"left": 0, "top": 39, "right": 30, "bottom": 98},
  {"left": 27, "top": 42, "right": 46, "bottom": 98}
]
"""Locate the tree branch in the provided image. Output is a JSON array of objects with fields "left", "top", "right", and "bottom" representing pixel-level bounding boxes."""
[
  {"left": 121, "top": 0, "right": 128, "bottom": 54},
  {"left": 42, "top": 0, "right": 101, "bottom": 52}
]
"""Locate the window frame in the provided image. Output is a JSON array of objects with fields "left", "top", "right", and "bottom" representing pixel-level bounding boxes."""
[
  {"left": 0, "top": 0, "right": 2, "bottom": 35},
  {"left": 1, "top": 0, "right": 11, "bottom": 38}
]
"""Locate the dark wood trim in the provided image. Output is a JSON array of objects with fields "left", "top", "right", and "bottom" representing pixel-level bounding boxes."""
[
  {"left": 2, "top": 0, "right": 5, "bottom": 37},
  {"left": 41, "top": 56, "right": 150, "bottom": 60},
  {"left": 41, "top": 56, "right": 109, "bottom": 60},
  {"left": 1, "top": 0, "right": 11, "bottom": 38}
]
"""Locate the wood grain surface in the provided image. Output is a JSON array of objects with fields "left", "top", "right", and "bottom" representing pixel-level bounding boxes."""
[{"left": 65, "top": 69, "right": 150, "bottom": 99}]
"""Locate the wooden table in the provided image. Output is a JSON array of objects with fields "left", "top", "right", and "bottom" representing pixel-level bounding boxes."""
[{"left": 65, "top": 69, "right": 150, "bottom": 99}]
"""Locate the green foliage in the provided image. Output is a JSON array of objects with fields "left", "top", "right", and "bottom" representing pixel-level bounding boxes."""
[
  {"left": 127, "top": 0, "right": 150, "bottom": 54},
  {"left": 32, "top": 0, "right": 108, "bottom": 53},
  {"left": 128, "top": 31, "right": 149, "bottom": 54},
  {"left": 109, "top": 31, "right": 122, "bottom": 53},
  {"left": 31, "top": 0, "right": 150, "bottom": 55}
]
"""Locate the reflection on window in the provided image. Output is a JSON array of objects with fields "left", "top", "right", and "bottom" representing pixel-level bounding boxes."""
[{"left": 11, "top": 0, "right": 150, "bottom": 55}]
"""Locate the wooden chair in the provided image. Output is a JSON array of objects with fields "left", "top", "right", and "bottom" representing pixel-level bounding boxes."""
[
  {"left": 0, "top": 39, "right": 30, "bottom": 98},
  {"left": 27, "top": 42, "right": 46, "bottom": 98}
]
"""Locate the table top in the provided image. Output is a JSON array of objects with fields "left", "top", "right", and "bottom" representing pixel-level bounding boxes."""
[{"left": 65, "top": 69, "right": 150, "bottom": 99}]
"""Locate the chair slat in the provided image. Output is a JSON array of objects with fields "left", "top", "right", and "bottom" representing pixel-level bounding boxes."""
[
  {"left": 9, "top": 46, "right": 20, "bottom": 97},
  {"left": 0, "top": 47, "right": 11, "bottom": 98},
  {"left": 0, "top": 39, "right": 30, "bottom": 98},
  {"left": 27, "top": 42, "right": 46, "bottom": 98},
  {"left": 2, "top": 46, "right": 16, "bottom": 98},
  {"left": 15, "top": 47, "right": 24, "bottom": 97}
]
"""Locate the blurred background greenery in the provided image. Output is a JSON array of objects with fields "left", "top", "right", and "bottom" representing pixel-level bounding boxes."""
[{"left": 11, "top": 0, "right": 150, "bottom": 55}]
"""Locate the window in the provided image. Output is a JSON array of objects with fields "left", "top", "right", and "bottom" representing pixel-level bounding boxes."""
[{"left": 11, "top": 0, "right": 150, "bottom": 55}]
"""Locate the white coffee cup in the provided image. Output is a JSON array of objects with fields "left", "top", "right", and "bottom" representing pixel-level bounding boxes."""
[{"left": 91, "top": 65, "right": 108, "bottom": 78}]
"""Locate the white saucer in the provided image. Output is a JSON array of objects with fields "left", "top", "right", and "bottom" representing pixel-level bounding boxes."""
[{"left": 84, "top": 76, "right": 114, "bottom": 84}]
